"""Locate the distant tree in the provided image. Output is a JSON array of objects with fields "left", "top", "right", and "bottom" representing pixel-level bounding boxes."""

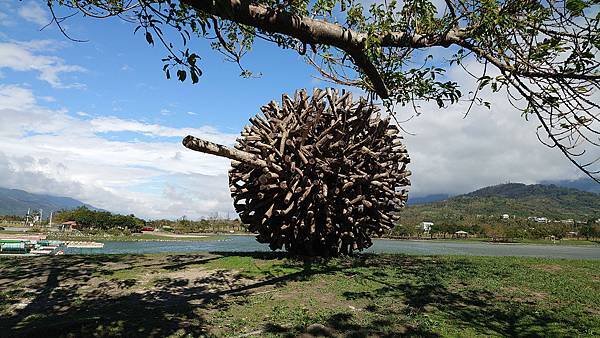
[
  {"left": 394, "top": 224, "right": 413, "bottom": 238},
  {"left": 482, "top": 223, "right": 506, "bottom": 240},
  {"left": 54, "top": 207, "right": 145, "bottom": 232},
  {"left": 429, "top": 222, "right": 444, "bottom": 238},
  {"left": 468, "top": 223, "right": 483, "bottom": 236},
  {"left": 546, "top": 222, "right": 570, "bottom": 239},
  {"left": 45, "top": 0, "right": 600, "bottom": 180},
  {"left": 580, "top": 219, "right": 599, "bottom": 240},
  {"left": 0, "top": 215, "right": 25, "bottom": 222}
]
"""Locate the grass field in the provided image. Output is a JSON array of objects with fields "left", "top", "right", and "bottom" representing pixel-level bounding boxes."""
[{"left": 1, "top": 253, "right": 598, "bottom": 337}]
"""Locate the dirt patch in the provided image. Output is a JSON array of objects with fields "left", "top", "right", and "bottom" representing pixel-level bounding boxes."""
[
  {"left": 534, "top": 264, "right": 563, "bottom": 273},
  {"left": 499, "top": 286, "right": 548, "bottom": 304},
  {"left": 585, "top": 306, "right": 600, "bottom": 316}
]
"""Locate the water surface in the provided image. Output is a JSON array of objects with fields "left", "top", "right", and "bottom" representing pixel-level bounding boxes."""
[{"left": 63, "top": 236, "right": 600, "bottom": 259}]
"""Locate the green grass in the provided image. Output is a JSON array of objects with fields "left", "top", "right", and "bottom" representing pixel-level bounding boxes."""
[
  {"left": 208, "top": 255, "right": 600, "bottom": 337},
  {"left": 0, "top": 253, "right": 598, "bottom": 337}
]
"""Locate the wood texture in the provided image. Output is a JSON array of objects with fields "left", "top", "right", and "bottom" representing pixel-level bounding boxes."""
[{"left": 184, "top": 88, "right": 411, "bottom": 256}]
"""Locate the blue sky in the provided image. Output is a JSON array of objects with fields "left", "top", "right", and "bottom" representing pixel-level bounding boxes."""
[
  {"left": 0, "top": 1, "right": 588, "bottom": 219},
  {"left": 3, "top": 3, "right": 318, "bottom": 131}
]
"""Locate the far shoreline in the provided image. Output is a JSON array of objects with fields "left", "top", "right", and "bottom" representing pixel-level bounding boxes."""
[{"left": 2, "top": 229, "right": 598, "bottom": 247}]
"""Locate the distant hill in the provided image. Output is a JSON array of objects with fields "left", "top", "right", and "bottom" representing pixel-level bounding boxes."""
[
  {"left": 407, "top": 194, "right": 449, "bottom": 205},
  {"left": 463, "top": 182, "right": 598, "bottom": 199},
  {"left": 0, "top": 188, "right": 97, "bottom": 217},
  {"left": 404, "top": 183, "right": 600, "bottom": 221},
  {"left": 539, "top": 178, "right": 600, "bottom": 194}
]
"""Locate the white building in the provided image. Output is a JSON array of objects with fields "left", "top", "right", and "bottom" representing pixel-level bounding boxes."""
[{"left": 420, "top": 222, "right": 433, "bottom": 232}]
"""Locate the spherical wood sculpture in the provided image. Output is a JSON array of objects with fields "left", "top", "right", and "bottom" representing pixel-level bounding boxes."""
[{"left": 183, "top": 88, "right": 410, "bottom": 256}]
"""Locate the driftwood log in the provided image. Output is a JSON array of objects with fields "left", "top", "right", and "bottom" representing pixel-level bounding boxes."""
[{"left": 183, "top": 88, "right": 410, "bottom": 256}]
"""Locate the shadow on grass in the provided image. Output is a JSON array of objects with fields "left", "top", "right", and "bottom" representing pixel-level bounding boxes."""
[
  {"left": 0, "top": 254, "right": 221, "bottom": 337},
  {"left": 0, "top": 252, "right": 594, "bottom": 337}
]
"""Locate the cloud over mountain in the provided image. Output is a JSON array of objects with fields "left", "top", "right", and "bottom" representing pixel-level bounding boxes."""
[{"left": 0, "top": 84, "right": 237, "bottom": 219}]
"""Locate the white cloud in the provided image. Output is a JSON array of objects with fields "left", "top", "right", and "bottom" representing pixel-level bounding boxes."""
[
  {"left": 0, "top": 40, "right": 85, "bottom": 88},
  {"left": 397, "top": 59, "right": 594, "bottom": 197},
  {"left": 17, "top": 2, "right": 50, "bottom": 26},
  {"left": 89, "top": 116, "right": 237, "bottom": 144},
  {"left": 0, "top": 85, "right": 237, "bottom": 219},
  {"left": 0, "top": 51, "right": 595, "bottom": 221}
]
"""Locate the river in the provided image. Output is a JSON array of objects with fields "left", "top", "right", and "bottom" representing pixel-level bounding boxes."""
[{"left": 62, "top": 236, "right": 600, "bottom": 259}]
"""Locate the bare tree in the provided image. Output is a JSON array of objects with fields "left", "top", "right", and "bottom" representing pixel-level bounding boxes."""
[{"left": 47, "top": 0, "right": 600, "bottom": 181}]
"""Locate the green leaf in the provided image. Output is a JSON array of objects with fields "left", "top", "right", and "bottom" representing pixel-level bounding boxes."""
[
  {"left": 566, "top": 0, "right": 587, "bottom": 15},
  {"left": 177, "top": 70, "right": 186, "bottom": 82},
  {"left": 145, "top": 32, "right": 154, "bottom": 45}
]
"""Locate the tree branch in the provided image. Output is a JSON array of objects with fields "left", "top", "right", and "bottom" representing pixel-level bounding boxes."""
[
  {"left": 182, "top": 135, "right": 267, "bottom": 167},
  {"left": 183, "top": 0, "right": 462, "bottom": 98}
]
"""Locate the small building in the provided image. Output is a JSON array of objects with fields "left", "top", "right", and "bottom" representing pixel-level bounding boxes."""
[
  {"left": 502, "top": 214, "right": 510, "bottom": 220},
  {"left": 60, "top": 221, "right": 78, "bottom": 231},
  {"left": 420, "top": 222, "right": 433, "bottom": 232},
  {"left": 454, "top": 230, "right": 468, "bottom": 238}
]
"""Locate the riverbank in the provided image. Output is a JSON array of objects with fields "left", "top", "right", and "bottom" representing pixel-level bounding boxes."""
[
  {"left": 45, "top": 232, "right": 224, "bottom": 242},
  {"left": 401, "top": 237, "right": 600, "bottom": 246},
  {"left": 4, "top": 228, "right": 598, "bottom": 247},
  {"left": 1, "top": 253, "right": 598, "bottom": 336},
  {"left": 2, "top": 234, "right": 598, "bottom": 259}
]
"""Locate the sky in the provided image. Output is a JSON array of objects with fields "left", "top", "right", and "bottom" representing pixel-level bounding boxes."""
[{"left": 0, "top": 1, "right": 590, "bottom": 219}]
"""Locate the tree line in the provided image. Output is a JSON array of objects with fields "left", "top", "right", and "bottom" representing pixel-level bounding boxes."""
[
  {"left": 392, "top": 216, "right": 600, "bottom": 241},
  {"left": 54, "top": 207, "right": 146, "bottom": 232},
  {"left": 148, "top": 217, "right": 245, "bottom": 234}
]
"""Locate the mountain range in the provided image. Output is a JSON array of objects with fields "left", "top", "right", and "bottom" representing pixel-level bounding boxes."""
[
  {"left": 1, "top": 179, "right": 598, "bottom": 220},
  {"left": 404, "top": 182, "right": 599, "bottom": 221},
  {"left": 0, "top": 188, "right": 97, "bottom": 218},
  {"left": 408, "top": 178, "right": 599, "bottom": 205}
]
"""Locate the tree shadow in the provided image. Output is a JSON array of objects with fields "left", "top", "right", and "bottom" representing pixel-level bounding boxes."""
[
  {"left": 258, "top": 254, "right": 593, "bottom": 337},
  {"left": 0, "top": 254, "right": 227, "bottom": 336},
  {"left": 0, "top": 253, "right": 594, "bottom": 337},
  {"left": 0, "top": 252, "right": 334, "bottom": 337}
]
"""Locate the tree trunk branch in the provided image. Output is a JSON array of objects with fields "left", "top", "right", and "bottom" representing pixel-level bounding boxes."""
[
  {"left": 182, "top": 135, "right": 266, "bottom": 167},
  {"left": 183, "top": 0, "right": 462, "bottom": 98}
]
